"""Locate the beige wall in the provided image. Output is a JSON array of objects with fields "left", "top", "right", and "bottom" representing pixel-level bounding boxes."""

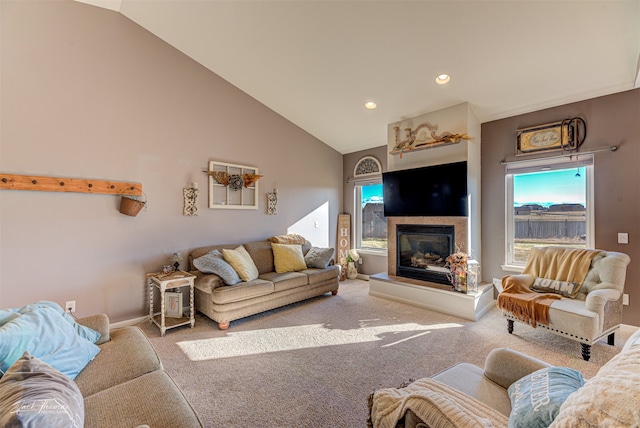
[
  {"left": 342, "top": 146, "right": 388, "bottom": 275},
  {"left": 482, "top": 88, "right": 640, "bottom": 326},
  {"left": 1, "top": 1, "right": 343, "bottom": 322}
]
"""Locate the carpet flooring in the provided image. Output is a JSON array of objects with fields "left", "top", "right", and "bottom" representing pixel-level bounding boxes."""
[{"left": 136, "top": 279, "right": 637, "bottom": 428}]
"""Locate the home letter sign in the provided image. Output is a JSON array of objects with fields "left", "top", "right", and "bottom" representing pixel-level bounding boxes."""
[{"left": 337, "top": 214, "right": 351, "bottom": 281}]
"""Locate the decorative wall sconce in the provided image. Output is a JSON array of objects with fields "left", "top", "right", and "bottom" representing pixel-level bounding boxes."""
[
  {"left": 170, "top": 252, "right": 183, "bottom": 272},
  {"left": 267, "top": 189, "right": 278, "bottom": 215},
  {"left": 183, "top": 182, "right": 199, "bottom": 216}
]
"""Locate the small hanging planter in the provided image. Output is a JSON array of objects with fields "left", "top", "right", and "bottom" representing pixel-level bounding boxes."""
[{"left": 119, "top": 193, "right": 147, "bottom": 217}]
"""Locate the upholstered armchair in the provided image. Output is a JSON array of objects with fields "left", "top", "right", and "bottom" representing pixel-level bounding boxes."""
[{"left": 499, "top": 247, "right": 630, "bottom": 361}]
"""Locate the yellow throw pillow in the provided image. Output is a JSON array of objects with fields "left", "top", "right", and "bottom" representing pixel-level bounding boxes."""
[
  {"left": 271, "top": 243, "right": 307, "bottom": 273},
  {"left": 222, "top": 246, "right": 259, "bottom": 281}
]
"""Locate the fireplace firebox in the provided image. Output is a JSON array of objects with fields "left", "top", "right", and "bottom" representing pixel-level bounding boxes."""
[{"left": 396, "top": 224, "right": 455, "bottom": 285}]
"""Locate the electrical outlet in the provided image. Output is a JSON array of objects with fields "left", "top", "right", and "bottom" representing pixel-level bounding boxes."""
[
  {"left": 623, "top": 294, "right": 630, "bottom": 306},
  {"left": 65, "top": 300, "right": 76, "bottom": 313},
  {"left": 618, "top": 233, "right": 629, "bottom": 244}
]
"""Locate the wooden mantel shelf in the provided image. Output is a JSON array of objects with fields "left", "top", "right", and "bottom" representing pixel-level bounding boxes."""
[
  {"left": 389, "top": 138, "right": 468, "bottom": 156},
  {"left": 0, "top": 173, "right": 142, "bottom": 196}
]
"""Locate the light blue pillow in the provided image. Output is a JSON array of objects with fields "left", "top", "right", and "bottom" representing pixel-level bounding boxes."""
[
  {"left": 0, "top": 306, "right": 100, "bottom": 380},
  {"left": 508, "top": 367, "right": 584, "bottom": 428},
  {"left": 193, "top": 253, "right": 242, "bottom": 285},
  {"left": 16, "top": 301, "right": 100, "bottom": 344}
]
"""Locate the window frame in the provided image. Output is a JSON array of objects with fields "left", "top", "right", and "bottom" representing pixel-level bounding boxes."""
[
  {"left": 503, "top": 155, "right": 594, "bottom": 271},
  {"left": 354, "top": 180, "right": 387, "bottom": 254}
]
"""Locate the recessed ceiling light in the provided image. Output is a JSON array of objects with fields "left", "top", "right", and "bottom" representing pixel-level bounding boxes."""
[
  {"left": 365, "top": 101, "right": 377, "bottom": 110},
  {"left": 435, "top": 74, "right": 451, "bottom": 85}
]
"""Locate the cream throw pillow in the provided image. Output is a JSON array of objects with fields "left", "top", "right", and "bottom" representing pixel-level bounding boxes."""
[
  {"left": 222, "top": 246, "right": 259, "bottom": 281},
  {"left": 271, "top": 243, "right": 307, "bottom": 273}
]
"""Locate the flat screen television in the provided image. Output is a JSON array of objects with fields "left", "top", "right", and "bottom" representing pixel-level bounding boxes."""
[{"left": 383, "top": 161, "right": 468, "bottom": 217}]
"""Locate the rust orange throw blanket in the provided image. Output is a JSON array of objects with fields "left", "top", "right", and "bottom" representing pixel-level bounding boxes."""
[{"left": 498, "top": 247, "right": 603, "bottom": 327}]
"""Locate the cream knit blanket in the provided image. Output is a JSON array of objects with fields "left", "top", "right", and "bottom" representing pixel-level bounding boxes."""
[
  {"left": 370, "top": 377, "right": 508, "bottom": 428},
  {"left": 550, "top": 343, "right": 640, "bottom": 427}
]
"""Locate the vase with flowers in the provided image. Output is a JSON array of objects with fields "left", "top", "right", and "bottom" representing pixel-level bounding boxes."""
[
  {"left": 341, "top": 249, "right": 360, "bottom": 280},
  {"left": 445, "top": 248, "right": 468, "bottom": 293}
]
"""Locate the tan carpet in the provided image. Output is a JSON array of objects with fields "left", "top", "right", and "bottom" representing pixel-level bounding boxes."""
[{"left": 136, "top": 279, "right": 637, "bottom": 428}]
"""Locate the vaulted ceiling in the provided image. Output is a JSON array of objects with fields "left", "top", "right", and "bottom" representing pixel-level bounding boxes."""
[{"left": 80, "top": 0, "right": 640, "bottom": 154}]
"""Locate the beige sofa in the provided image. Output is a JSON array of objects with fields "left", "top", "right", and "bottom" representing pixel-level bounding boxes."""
[
  {"left": 189, "top": 239, "right": 340, "bottom": 330},
  {"left": 370, "top": 328, "right": 640, "bottom": 427},
  {"left": 76, "top": 314, "right": 202, "bottom": 427}
]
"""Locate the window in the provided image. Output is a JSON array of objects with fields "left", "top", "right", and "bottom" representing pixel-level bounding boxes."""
[
  {"left": 505, "top": 155, "right": 593, "bottom": 267},
  {"left": 355, "top": 182, "right": 387, "bottom": 251}
]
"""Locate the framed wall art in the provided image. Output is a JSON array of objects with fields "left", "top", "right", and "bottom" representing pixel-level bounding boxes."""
[
  {"left": 515, "top": 121, "right": 565, "bottom": 156},
  {"left": 206, "top": 160, "right": 261, "bottom": 209},
  {"left": 165, "top": 292, "right": 183, "bottom": 318}
]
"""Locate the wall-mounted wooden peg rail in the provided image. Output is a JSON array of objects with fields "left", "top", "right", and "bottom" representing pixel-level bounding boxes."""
[{"left": 0, "top": 173, "right": 142, "bottom": 196}]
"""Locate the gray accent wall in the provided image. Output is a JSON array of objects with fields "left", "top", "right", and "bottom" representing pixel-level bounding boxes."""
[
  {"left": 482, "top": 88, "right": 640, "bottom": 326},
  {"left": 1, "top": 0, "right": 342, "bottom": 322}
]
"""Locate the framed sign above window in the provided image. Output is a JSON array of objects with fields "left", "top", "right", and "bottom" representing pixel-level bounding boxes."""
[
  {"left": 515, "top": 121, "right": 564, "bottom": 155},
  {"left": 515, "top": 118, "right": 586, "bottom": 156}
]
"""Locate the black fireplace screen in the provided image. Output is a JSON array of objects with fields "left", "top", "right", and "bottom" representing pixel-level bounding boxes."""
[{"left": 396, "top": 224, "right": 455, "bottom": 284}]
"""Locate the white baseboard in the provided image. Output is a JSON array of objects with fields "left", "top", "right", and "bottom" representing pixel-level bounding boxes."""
[{"left": 110, "top": 315, "right": 149, "bottom": 329}]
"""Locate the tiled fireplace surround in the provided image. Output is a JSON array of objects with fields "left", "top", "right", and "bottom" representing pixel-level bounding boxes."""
[{"left": 387, "top": 216, "right": 469, "bottom": 278}]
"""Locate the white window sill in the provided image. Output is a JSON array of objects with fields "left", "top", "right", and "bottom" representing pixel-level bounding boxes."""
[
  {"left": 501, "top": 264, "right": 525, "bottom": 273},
  {"left": 356, "top": 248, "right": 387, "bottom": 257}
]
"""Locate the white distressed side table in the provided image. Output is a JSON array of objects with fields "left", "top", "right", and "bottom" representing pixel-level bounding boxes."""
[{"left": 148, "top": 270, "right": 196, "bottom": 336}]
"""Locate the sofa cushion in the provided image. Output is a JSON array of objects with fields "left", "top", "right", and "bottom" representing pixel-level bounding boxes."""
[
  {"left": 271, "top": 243, "right": 307, "bottom": 273},
  {"left": 507, "top": 367, "right": 584, "bottom": 428},
  {"left": 193, "top": 252, "right": 242, "bottom": 285},
  {"left": 259, "top": 271, "right": 308, "bottom": 292},
  {"left": 223, "top": 246, "right": 259, "bottom": 281},
  {"left": 0, "top": 351, "right": 84, "bottom": 428},
  {"left": 211, "top": 279, "right": 274, "bottom": 304},
  {"left": 531, "top": 277, "right": 581, "bottom": 298},
  {"left": 244, "top": 241, "right": 276, "bottom": 274},
  {"left": 551, "top": 342, "right": 640, "bottom": 427},
  {"left": 74, "top": 326, "right": 161, "bottom": 397},
  {"left": 83, "top": 370, "right": 202, "bottom": 428},
  {"left": 303, "top": 265, "right": 340, "bottom": 285},
  {"left": 547, "top": 299, "right": 599, "bottom": 341},
  {"left": 305, "top": 247, "right": 334, "bottom": 269},
  {"left": 0, "top": 305, "right": 100, "bottom": 380}
]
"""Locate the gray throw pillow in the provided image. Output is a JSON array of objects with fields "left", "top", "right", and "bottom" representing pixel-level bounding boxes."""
[
  {"left": 0, "top": 351, "right": 84, "bottom": 428},
  {"left": 193, "top": 253, "right": 242, "bottom": 285},
  {"left": 206, "top": 249, "right": 224, "bottom": 259},
  {"left": 531, "top": 277, "right": 581, "bottom": 299},
  {"left": 304, "top": 247, "right": 334, "bottom": 269}
]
